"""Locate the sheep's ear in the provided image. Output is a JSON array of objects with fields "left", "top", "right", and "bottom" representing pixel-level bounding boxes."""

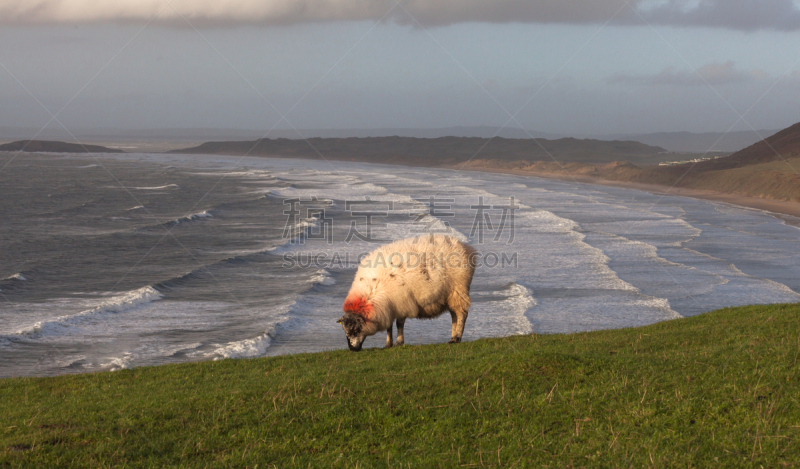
[{"left": 337, "top": 316, "right": 345, "bottom": 324}]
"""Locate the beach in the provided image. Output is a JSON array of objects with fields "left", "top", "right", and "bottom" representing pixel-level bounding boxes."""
[{"left": 458, "top": 165, "right": 800, "bottom": 225}]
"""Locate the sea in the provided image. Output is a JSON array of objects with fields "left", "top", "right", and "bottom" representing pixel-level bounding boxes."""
[{"left": 2, "top": 151, "right": 799, "bottom": 378}]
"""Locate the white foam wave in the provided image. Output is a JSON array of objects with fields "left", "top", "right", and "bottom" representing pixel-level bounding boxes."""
[
  {"left": 4, "top": 273, "right": 26, "bottom": 281},
  {"left": 310, "top": 269, "right": 336, "bottom": 286},
  {"left": 444, "top": 185, "right": 533, "bottom": 210},
  {"left": 275, "top": 170, "right": 361, "bottom": 185},
  {"left": 211, "top": 334, "right": 273, "bottom": 360},
  {"left": 262, "top": 194, "right": 336, "bottom": 207},
  {"left": 183, "top": 299, "right": 296, "bottom": 361},
  {"left": 132, "top": 184, "right": 179, "bottom": 190},
  {"left": 11, "top": 286, "right": 163, "bottom": 339},
  {"left": 105, "top": 353, "right": 134, "bottom": 371},
  {"left": 191, "top": 170, "right": 275, "bottom": 179},
  {"left": 529, "top": 293, "right": 681, "bottom": 334},
  {"left": 266, "top": 182, "right": 393, "bottom": 201},
  {"left": 127, "top": 205, "right": 144, "bottom": 211},
  {"left": 175, "top": 210, "right": 213, "bottom": 223},
  {"left": 295, "top": 217, "right": 319, "bottom": 229},
  {"left": 521, "top": 209, "right": 580, "bottom": 232},
  {"left": 471, "top": 283, "right": 537, "bottom": 336},
  {"left": 584, "top": 217, "right": 702, "bottom": 248},
  {"left": 75, "top": 164, "right": 99, "bottom": 168},
  {"left": 103, "top": 341, "right": 204, "bottom": 372}
]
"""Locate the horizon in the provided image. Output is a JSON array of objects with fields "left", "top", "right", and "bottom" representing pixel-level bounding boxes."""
[{"left": 0, "top": 124, "right": 784, "bottom": 153}]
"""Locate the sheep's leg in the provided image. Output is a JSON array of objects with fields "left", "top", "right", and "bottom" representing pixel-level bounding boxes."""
[
  {"left": 448, "top": 311, "right": 459, "bottom": 344},
  {"left": 448, "top": 290, "right": 471, "bottom": 344},
  {"left": 384, "top": 323, "right": 393, "bottom": 349},
  {"left": 454, "top": 310, "right": 468, "bottom": 343},
  {"left": 395, "top": 318, "right": 406, "bottom": 346},
  {"left": 448, "top": 309, "right": 468, "bottom": 344}
]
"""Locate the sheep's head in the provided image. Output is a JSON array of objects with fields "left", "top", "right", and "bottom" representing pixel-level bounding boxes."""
[{"left": 338, "top": 312, "right": 369, "bottom": 352}]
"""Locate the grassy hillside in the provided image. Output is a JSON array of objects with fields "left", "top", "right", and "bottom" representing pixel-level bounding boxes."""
[
  {"left": 623, "top": 124, "right": 800, "bottom": 201},
  {"left": 2, "top": 303, "right": 799, "bottom": 467},
  {"left": 170, "top": 136, "right": 667, "bottom": 166},
  {"left": 635, "top": 157, "right": 800, "bottom": 201},
  {"left": 690, "top": 122, "right": 800, "bottom": 171}
]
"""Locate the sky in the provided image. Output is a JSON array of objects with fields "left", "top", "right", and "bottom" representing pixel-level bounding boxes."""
[{"left": 1, "top": 0, "right": 800, "bottom": 137}]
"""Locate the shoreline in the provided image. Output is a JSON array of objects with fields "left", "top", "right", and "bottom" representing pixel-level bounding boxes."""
[
  {"left": 453, "top": 165, "right": 800, "bottom": 228},
  {"left": 19, "top": 149, "right": 800, "bottom": 227},
  {"left": 165, "top": 151, "right": 800, "bottom": 227}
]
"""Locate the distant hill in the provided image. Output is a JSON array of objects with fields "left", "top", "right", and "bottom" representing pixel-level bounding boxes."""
[
  {"left": 170, "top": 136, "right": 667, "bottom": 166},
  {"left": 0, "top": 126, "right": 774, "bottom": 153},
  {"left": 226, "top": 126, "right": 563, "bottom": 140},
  {"left": 0, "top": 140, "right": 123, "bottom": 153},
  {"left": 615, "top": 130, "right": 777, "bottom": 153}
]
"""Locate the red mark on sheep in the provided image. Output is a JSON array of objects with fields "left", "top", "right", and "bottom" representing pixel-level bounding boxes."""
[{"left": 343, "top": 296, "right": 373, "bottom": 318}]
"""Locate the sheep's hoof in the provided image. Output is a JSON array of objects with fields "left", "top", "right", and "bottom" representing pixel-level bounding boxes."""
[
  {"left": 448, "top": 337, "right": 461, "bottom": 344},
  {"left": 383, "top": 343, "right": 393, "bottom": 349},
  {"left": 395, "top": 340, "right": 404, "bottom": 347}
]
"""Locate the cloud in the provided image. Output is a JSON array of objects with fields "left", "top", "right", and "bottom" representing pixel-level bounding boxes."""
[
  {"left": 1, "top": 0, "right": 799, "bottom": 30},
  {"left": 609, "top": 61, "right": 770, "bottom": 86},
  {"left": 0, "top": 0, "right": 627, "bottom": 26},
  {"left": 635, "top": 0, "right": 800, "bottom": 30}
]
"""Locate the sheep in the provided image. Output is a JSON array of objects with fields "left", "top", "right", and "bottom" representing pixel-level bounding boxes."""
[{"left": 338, "top": 234, "right": 477, "bottom": 351}]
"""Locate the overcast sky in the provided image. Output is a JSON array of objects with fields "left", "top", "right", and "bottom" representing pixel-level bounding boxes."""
[{"left": 1, "top": 0, "right": 800, "bottom": 136}]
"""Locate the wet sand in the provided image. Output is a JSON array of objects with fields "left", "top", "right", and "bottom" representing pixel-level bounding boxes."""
[{"left": 455, "top": 166, "right": 800, "bottom": 228}]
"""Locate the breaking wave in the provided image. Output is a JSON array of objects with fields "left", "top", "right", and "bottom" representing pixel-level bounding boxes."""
[
  {"left": 7, "top": 286, "right": 163, "bottom": 340},
  {"left": 131, "top": 184, "right": 179, "bottom": 190}
]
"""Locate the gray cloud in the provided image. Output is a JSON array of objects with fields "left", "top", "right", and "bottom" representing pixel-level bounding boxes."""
[
  {"left": 636, "top": 0, "right": 800, "bottom": 30},
  {"left": 609, "top": 61, "right": 770, "bottom": 86},
  {"left": 1, "top": 0, "right": 799, "bottom": 30}
]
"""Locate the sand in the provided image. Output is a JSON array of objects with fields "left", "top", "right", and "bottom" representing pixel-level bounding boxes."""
[{"left": 454, "top": 166, "right": 800, "bottom": 228}]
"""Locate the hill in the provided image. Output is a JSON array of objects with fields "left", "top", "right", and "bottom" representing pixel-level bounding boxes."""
[
  {"left": 465, "top": 123, "right": 800, "bottom": 203},
  {"left": 0, "top": 140, "right": 123, "bottom": 153},
  {"left": 1, "top": 303, "right": 798, "bottom": 467},
  {"left": 1, "top": 126, "right": 771, "bottom": 153},
  {"left": 170, "top": 136, "right": 668, "bottom": 166},
  {"left": 629, "top": 123, "right": 800, "bottom": 200},
  {"left": 688, "top": 122, "right": 800, "bottom": 171}
]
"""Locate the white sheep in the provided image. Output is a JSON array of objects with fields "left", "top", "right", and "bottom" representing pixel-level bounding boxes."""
[{"left": 338, "top": 234, "right": 477, "bottom": 351}]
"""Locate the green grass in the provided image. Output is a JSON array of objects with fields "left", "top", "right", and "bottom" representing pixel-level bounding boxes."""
[{"left": 2, "top": 303, "right": 800, "bottom": 468}]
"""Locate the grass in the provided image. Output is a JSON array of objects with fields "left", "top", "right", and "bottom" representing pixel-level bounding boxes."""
[
  {"left": 629, "top": 156, "right": 800, "bottom": 202},
  {"left": 680, "top": 156, "right": 800, "bottom": 202},
  {"left": 2, "top": 303, "right": 800, "bottom": 468}
]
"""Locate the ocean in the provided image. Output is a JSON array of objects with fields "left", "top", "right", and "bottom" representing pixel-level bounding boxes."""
[{"left": 2, "top": 151, "right": 799, "bottom": 378}]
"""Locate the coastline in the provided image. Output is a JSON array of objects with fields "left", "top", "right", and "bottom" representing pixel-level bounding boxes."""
[
  {"left": 452, "top": 165, "right": 800, "bottom": 227},
  {"left": 20, "top": 148, "right": 800, "bottom": 227},
  {"left": 170, "top": 151, "right": 800, "bottom": 227}
]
